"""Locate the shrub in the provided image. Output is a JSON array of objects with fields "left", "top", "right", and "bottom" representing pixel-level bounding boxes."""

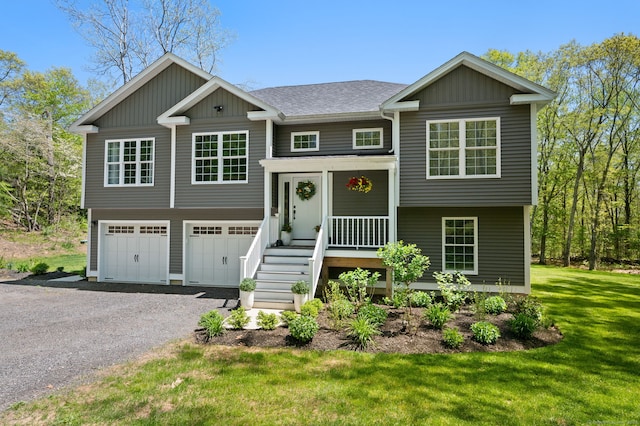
[
  {"left": 323, "top": 280, "right": 347, "bottom": 305},
  {"left": 279, "top": 311, "right": 298, "bottom": 327},
  {"left": 339, "top": 268, "right": 380, "bottom": 306},
  {"left": 357, "top": 303, "right": 388, "bottom": 327},
  {"left": 301, "top": 298, "right": 323, "bottom": 318},
  {"left": 411, "top": 291, "right": 432, "bottom": 307},
  {"left": 198, "top": 310, "right": 225, "bottom": 337},
  {"left": 328, "top": 298, "right": 355, "bottom": 324},
  {"left": 509, "top": 313, "right": 538, "bottom": 339},
  {"left": 16, "top": 262, "right": 31, "bottom": 273},
  {"left": 347, "top": 317, "right": 380, "bottom": 349},
  {"left": 424, "top": 304, "right": 451, "bottom": 329},
  {"left": 227, "top": 307, "right": 250, "bottom": 330},
  {"left": 442, "top": 327, "right": 464, "bottom": 349},
  {"left": 434, "top": 271, "right": 470, "bottom": 311},
  {"left": 30, "top": 262, "right": 49, "bottom": 275},
  {"left": 256, "top": 311, "right": 279, "bottom": 330},
  {"left": 291, "top": 280, "right": 310, "bottom": 295},
  {"left": 382, "top": 286, "right": 409, "bottom": 308},
  {"left": 513, "top": 295, "right": 544, "bottom": 325},
  {"left": 289, "top": 315, "right": 319, "bottom": 343},
  {"left": 56, "top": 266, "right": 64, "bottom": 272},
  {"left": 471, "top": 321, "right": 501, "bottom": 344},
  {"left": 239, "top": 278, "right": 256, "bottom": 292},
  {"left": 483, "top": 296, "right": 507, "bottom": 315}
]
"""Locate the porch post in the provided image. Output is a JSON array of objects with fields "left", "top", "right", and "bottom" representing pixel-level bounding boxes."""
[
  {"left": 388, "top": 166, "right": 396, "bottom": 243},
  {"left": 264, "top": 169, "right": 271, "bottom": 244},
  {"left": 322, "top": 170, "right": 329, "bottom": 246}
]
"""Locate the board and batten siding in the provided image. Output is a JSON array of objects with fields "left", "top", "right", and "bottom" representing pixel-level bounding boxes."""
[
  {"left": 398, "top": 65, "right": 533, "bottom": 206},
  {"left": 274, "top": 119, "right": 392, "bottom": 157},
  {"left": 84, "top": 126, "right": 171, "bottom": 208},
  {"left": 174, "top": 117, "right": 266, "bottom": 208},
  {"left": 185, "top": 87, "right": 261, "bottom": 119},
  {"left": 331, "top": 170, "right": 389, "bottom": 216},
  {"left": 89, "top": 208, "right": 262, "bottom": 274},
  {"left": 397, "top": 206, "right": 526, "bottom": 287},
  {"left": 95, "top": 64, "right": 207, "bottom": 128}
]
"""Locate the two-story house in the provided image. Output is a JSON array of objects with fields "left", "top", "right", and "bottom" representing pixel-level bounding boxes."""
[{"left": 71, "top": 52, "right": 554, "bottom": 309}]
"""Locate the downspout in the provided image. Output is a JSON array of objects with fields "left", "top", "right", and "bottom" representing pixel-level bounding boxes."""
[{"left": 381, "top": 109, "right": 400, "bottom": 243}]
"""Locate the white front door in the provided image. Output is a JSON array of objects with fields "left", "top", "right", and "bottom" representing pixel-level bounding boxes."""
[{"left": 282, "top": 175, "right": 321, "bottom": 240}]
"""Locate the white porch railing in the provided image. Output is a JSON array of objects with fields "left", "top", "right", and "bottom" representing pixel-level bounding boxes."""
[
  {"left": 329, "top": 216, "right": 389, "bottom": 249},
  {"left": 308, "top": 216, "right": 328, "bottom": 298},
  {"left": 240, "top": 216, "right": 269, "bottom": 280}
]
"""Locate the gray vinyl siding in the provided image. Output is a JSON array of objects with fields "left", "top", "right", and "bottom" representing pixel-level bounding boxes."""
[
  {"left": 274, "top": 119, "right": 392, "bottom": 156},
  {"left": 397, "top": 206, "right": 525, "bottom": 287},
  {"left": 174, "top": 117, "right": 266, "bottom": 208},
  {"left": 95, "top": 64, "right": 207, "bottom": 128},
  {"left": 89, "top": 208, "right": 262, "bottom": 274},
  {"left": 399, "top": 65, "right": 533, "bottom": 206},
  {"left": 84, "top": 126, "right": 171, "bottom": 208},
  {"left": 331, "top": 170, "right": 388, "bottom": 216}
]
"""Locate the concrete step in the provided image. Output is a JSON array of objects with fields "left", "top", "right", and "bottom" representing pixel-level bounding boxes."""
[
  {"left": 253, "top": 300, "right": 295, "bottom": 310},
  {"left": 255, "top": 287, "right": 294, "bottom": 302},
  {"left": 264, "top": 247, "right": 313, "bottom": 257},
  {"left": 290, "top": 239, "right": 316, "bottom": 247},
  {"left": 260, "top": 263, "right": 308, "bottom": 273},
  {"left": 257, "top": 270, "right": 308, "bottom": 281},
  {"left": 263, "top": 255, "right": 309, "bottom": 265}
]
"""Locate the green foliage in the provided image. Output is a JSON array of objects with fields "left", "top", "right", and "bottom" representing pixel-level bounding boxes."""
[
  {"left": 327, "top": 299, "right": 355, "bottom": 329},
  {"left": 471, "top": 321, "right": 501, "bottom": 345},
  {"left": 339, "top": 267, "right": 379, "bottom": 307},
  {"left": 424, "top": 304, "right": 451, "bottom": 329},
  {"left": 279, "top": 311, "right": 298, "bottom": 327},
  {"left": 346, "top": 317, "right": 380, "bottom": 349},
  {"left": 411, "top": 291, "right": 432, "bottom": 307},
  {"left": 434, "top": 271, "right": 470, "bottom": 312},
  {"left": 56, "top": 266, "right": 64, "bottom": 272},
  {"left": 291, "top": 280, "right": 310, "bottom": 295},
  {"left": 509, "top": 313, "right": 538, "bottom": 339},
  {"left": 301, "top": 298, "right": 323, "bottom": 318},
  {"left": 442, "top": 327, "right": 464, "bottom": 349},
  {"left": 226, "top": 307, "right": 250, "bottom": 330},
  {"left": 198, "top": 310, "right": 225, "bottom": 337},
  {"left": 357, "top": 303, "right": 388, "bottom": 327},
  {"left": 239, "top": 278, "right": 256, "bottom": 292},
  {"left": 29, "top": 262, "right": 48, "bottom": 275},
  {"left": 483, "top": 296, "right": 507, "bottom": 315},
  {"left": 323, "top": 280, "right": 346, "bottom": 305},
  {"left": 512, "top": 295, "right": 544, "bottom": 326},
  {"left": 382, "top": 286, "right": 409, "bottom": 308},
  {"left": 15, "top": 261, "right": 31, "bottom": 273},
  {"left": 256, "top": 311, "right": 279, "bottom": 331},
  {"left": 377, "top": 241, "right": 430, "bottom": 287},
  {"left": 289, "top": 315, "right": 319, "bottom": 343}
]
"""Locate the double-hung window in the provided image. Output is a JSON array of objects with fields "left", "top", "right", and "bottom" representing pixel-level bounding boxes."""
[
  {"left": 353, "top": 128, "right": 383, "bottom": 149},
  {"left": 291, "top": 131, "right": 319, "bottom": 152},
  {"left": 192, "top": 131, "right": 248, "bottom": 184},
  {"left": 442, "top": 217, "right": 478, "bottom": 274},
  {"left": 427, "top": 118, "right": 500, "bottom": 178},
  {"left": 104, "top": 138, "right": 154, "bottom": 186}
]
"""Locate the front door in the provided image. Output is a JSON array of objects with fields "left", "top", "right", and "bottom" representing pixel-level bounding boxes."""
[{"left": 282, "top": 175, "right": 321, "bottom": 240}]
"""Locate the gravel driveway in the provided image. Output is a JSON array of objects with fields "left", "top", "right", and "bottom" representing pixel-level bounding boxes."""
[{"left": 0, "top": 277, "right": 238, "bottom": 412}]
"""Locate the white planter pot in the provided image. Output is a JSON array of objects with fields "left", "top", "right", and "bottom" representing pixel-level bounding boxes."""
[
  {"left": 281, "top": 231, "right": 292, "bottom": 245},
  {"left": 293, "top": 293, "right": 308, "bottom": 313},
  {"left": 239, "top": 290, "right": 254, "bottom": 310}
]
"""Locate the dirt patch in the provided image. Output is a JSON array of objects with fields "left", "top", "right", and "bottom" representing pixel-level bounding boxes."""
[
  {"left": 0, "top": 219, "right": 86, "bottom": 262},
  {"left": 195, "top": 305, "right": 563, "bottom": 354}
]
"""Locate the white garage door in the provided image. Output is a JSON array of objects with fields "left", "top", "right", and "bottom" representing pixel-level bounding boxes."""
[
  {"left": 185, "top": 223, "right": 258, "bottom": 287},
  {"left": 100, "top": 223, "right": 169, "bottom": 284}
]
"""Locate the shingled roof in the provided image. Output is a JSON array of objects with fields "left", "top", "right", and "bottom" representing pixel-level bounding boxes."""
[{"left": 250, "top": 80, "right": 408, "bottom": 117}]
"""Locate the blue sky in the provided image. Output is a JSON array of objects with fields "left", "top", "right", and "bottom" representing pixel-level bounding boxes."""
[{"left": 1, "top": 0, "right": 638, "bottom": 89}]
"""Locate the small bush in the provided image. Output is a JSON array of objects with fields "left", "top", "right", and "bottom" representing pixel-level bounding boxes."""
[
  {"left": 483, "top": 296, "right": 507, "bottom": 315},
  {"left": 328, "top": 299, "right": 355, "bottom": 321},
  {"left": 471, "top": 321, "right": 501, "bottom": 344},
  {"left": 435, "top": 271, "right": 470, "bottom": 311},
  {"left": 279, "top": 311, "right": 298, "bottom": 327},
  {"left": 16, "top": 262, "right": 31, "bottom": 273},
  {"left": 442, "top": 327, "right": 464, "bottom": 349},
  {"left": 411, "top": 291, "right": 432, "bottom": 307},
  {"left": 30, "top": 262, "right": 49, "bottom": 275},
  {"left": 509, "top": 313, "right": 538, "bottom": 339},
  {"left": 256, "top": 311, "right": 279, "bottom": 330},
  {"left": 226, "top": 307, "right": 250, "bottom": 330},
  {"left": 61, "top": 241, "right": 74, "bottom": 250},
  {"left": 357, "top": 303, "right": 388, "bottom": 327},
  {"left": 198, "top": 310, "right": 226, "bottom": 337},
  {"left": 424, "top": 304, "right": 451, "bottom": 329},
  {"left": 56, "top": 266, "right": 64, "bottom": 272},
  {"left": 239, "top": 278, "right": 257, "bottom": 292},
  {"left": 513, "top": 295, "right": 544, "bottom": 325},
  {"left": 301, "top": 298, "right": 323, "bottom": 318},
  {"left": 289, "top": 315, "right": 319, "bottom": 343},
  {"left": 323, "top": 280, "right": 347, "bottom": 305},
  {"left": 291, "top": 280, "right": 310, "bottom": 294},
  {"left": 382, "top": 286, "right": 409, "bottom": 308},
  {"left": 347, "top": 317, "right": 380, "bottom": 349}
]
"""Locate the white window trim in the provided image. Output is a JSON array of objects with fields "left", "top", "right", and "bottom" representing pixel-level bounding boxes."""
[
  {"left": 353, "top": 128, "right": 384, "bottom": 150},
  {"left": 191, "top": 130, "right": 249, "bottom": 185},
  {"left": 442, "top": 217, "right": 478, "bottom": 275},
  {"left": 103, "top": 138, "right": 155, "bottom": 187},
  {"left": 426, "top": 117, "right": 501, "bottom": 179},
  {"left": 291, "top": 131, "right": 320, "bottom": 152}
]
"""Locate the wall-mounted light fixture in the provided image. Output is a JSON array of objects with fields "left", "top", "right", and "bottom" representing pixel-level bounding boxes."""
[
  {"left": 91, "top": 220, "right": 98, "bottom": 226},
  {"left": 213, "top": 105, "right": 223, "bottom": 112}
]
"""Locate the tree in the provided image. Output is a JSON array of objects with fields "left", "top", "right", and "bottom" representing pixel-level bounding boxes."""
[
  {"left": 0, "top": 50, "right": 24, "bottom": 107},
  {"left": 57, "top": 0, "right": 233, "bottom": 85}
]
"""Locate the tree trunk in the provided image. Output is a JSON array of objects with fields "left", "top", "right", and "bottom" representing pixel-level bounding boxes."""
[{"left": 563, "top": 153, "right": 585, "bottom": 267}]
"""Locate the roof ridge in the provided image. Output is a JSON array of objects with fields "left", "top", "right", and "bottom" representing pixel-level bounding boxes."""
[{"left": 250, "top": 79, "right": 407, "bottom": 92}]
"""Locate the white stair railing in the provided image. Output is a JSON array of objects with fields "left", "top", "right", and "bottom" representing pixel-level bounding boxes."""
[
  {"left": 307, "top": 216, "right": 328, "bottom": 298},
  {"left": 240, "top": 216, "right": 269, "bottom": 280},
  {"left": 329, "top": 216, "right": 389, "bottom": 248}
]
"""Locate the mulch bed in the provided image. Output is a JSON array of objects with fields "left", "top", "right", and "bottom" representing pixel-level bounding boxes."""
[{"left": 195, "top": 304, "right": 563, "bottom": 354}]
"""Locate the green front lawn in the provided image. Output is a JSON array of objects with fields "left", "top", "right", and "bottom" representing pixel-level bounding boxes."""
[{"left": 3, "top": 266, "right": 639, "bottom": 425}]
